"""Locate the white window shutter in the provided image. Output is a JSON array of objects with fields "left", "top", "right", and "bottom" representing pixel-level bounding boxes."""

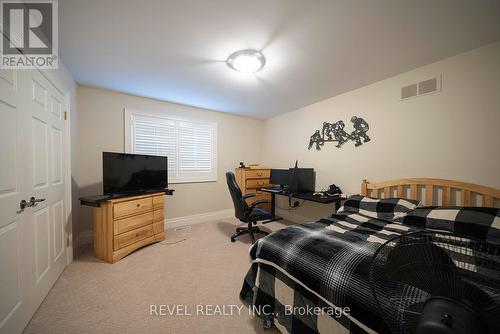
[
  {"left": 133, "top": 115, "right": 177, "bottom": 178},
  {"left": 178, "top": 121, "right": 213, "bottom": 173},
  {"left": 128, "top": 111, "right": 217, "bottom": 183}
]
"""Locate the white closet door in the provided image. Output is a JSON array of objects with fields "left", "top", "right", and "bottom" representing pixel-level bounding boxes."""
[{"left": 0, "top": 68, "right": 68, "bottom": 334}]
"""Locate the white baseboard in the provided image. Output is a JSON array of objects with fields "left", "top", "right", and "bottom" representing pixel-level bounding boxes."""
[{"left": 165, "top": 209, "right": 234, "bottom": 229}]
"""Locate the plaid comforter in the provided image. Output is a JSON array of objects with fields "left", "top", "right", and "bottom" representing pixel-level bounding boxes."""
[
  {"left": 240, "top": 211, "right": 420, "bottom": 334},
  {"left": 240, "top": 202, "right": 500, "bottom": 334}
]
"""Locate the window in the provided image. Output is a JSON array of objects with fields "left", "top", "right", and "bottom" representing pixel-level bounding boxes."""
[{"left": 125, "top": 109, "right": 217, "bottom": 183}]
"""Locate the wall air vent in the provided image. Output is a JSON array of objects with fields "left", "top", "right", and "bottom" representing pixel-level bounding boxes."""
[
  {"left": 401, "top": 84, "right": 418, "bottom": 99},
  {"left": 418, "top": 78, "right": 438, "bottom": 94},
  {"left": 401, "top": 75, "right": 441, "bottom": 100}
]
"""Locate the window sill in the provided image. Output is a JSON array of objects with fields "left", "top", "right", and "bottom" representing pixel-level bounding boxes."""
[{"left": 169, "top": 178, "right": 218, "bottom": 184}]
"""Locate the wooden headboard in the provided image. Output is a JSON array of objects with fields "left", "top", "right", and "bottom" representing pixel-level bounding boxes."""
[{"left": 361, "top": 178, "right": 500, "bottom": 207}]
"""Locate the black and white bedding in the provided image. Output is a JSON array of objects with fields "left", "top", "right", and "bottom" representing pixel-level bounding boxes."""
[
  {"left": 401, "top": 206, "right": 500, "bottom": 244},
  {"left": 239, "top": 196, "right": 500, "bottom": 334}
]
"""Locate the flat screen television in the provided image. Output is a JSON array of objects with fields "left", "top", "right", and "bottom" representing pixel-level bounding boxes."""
[{"left": 103, "top": 152, "right": 168, "bottom": 195}]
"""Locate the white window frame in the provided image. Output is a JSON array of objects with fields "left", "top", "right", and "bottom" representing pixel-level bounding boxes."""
[{"left": 124, "top": 108, "right": 218, "bottom": 184}]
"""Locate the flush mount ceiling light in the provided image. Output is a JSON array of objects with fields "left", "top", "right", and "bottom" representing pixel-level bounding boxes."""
[{"left": 226, "top": 49, "right": 265, "bottom": 73}]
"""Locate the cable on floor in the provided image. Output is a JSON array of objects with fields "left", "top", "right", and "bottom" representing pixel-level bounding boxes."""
[{"left": 158, "top": 226, "right": 191, "bottom": 245}]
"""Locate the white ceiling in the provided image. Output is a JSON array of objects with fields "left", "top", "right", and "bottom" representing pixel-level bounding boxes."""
[{"left": 60, "top": 0, "right": 500, "bottom": 119}]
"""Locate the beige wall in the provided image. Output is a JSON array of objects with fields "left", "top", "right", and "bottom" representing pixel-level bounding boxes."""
[
  {"left": 263, "top": 42, "right": 500, "bottom": 222},
  {"left": 75, "top": 86, "right": 264, "bottom": 235},
  {"left": 74, "top": 42, "right": 500, "bottom": 241}
]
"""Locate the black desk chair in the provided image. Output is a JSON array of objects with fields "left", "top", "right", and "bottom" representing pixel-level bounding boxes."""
[{"left": 226, "top": 172, "right": 272, "bottom": 243}]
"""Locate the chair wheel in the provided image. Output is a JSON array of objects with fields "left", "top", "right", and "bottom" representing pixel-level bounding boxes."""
[{"left": 230, "top": 237, "right": 236, "bottom": 242}]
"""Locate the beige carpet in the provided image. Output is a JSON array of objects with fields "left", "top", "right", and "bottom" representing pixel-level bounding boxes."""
[{"left": 23, "top": 218, "right": 294, "bottom": 334}]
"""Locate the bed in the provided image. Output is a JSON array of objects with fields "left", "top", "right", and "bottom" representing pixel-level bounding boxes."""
[{"left": 239, "top": 178, "right": 500, "bottom": 334}]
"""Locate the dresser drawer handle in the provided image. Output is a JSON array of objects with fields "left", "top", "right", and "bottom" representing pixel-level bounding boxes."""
[
  {"left": 136, "top": 204, "right": 140, "bottom": 207},
  {"left": 257, "top": 172, "right": 262, "bottom": 176}
]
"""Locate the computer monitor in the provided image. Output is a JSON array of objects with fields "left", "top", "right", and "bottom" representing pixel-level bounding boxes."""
[
  {"left": 270, "top": 169, "right": 290, "bottom": 187},
  {"left": 288, "top": 168, "right": 315, "bottom": 194}
]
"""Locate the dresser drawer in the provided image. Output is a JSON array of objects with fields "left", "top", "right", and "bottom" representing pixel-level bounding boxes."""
[
  {"left": 247, "top": 189, "right": 270, "bottom": 196},
  {"left": 153, "top": 195, "right": 163, "bottom": 209},
  {"left": 245, "top": 192, "right": 271, "bottom": 205},
  {"left": 113, "top": 197, "right": 152, "bottom": 219},
  {"left": 246, "top": 179, "right": 269, "bottom": 188},
  {"left": 114, "top": 224, "right": 154, "bottom": 250},
  {"left": 114, "top": 211, "right": 153, "bottom": 235},
  {"left": 154, "top": 231, "right": 166, "bottom": 242},
  {"left": 153, "top": 209, "right": 164, "bottom": 223},
  {"left": 153, "top": 221, "right": 164, "bottom": 234},
  {"left": 245, "top": 193, "right": 271, "bottom": 212},
  {"left": 245, "top": 169, "right": 270, "bottom": 179}
]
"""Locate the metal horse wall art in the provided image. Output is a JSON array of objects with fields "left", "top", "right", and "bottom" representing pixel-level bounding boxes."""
[{"left": 308, "top": 116, "right": 371, "bottom": 151}]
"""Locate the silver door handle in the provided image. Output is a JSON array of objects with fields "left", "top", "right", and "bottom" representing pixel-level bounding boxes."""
[
  {"left": 18, "top": 199, "right": 29, "bottom": 213},
  {"left": 29, "top": 197, "right": 46, "bottom": 207},
  {"left": 18, "top": 197, "right": 46, "bottom": 214}
]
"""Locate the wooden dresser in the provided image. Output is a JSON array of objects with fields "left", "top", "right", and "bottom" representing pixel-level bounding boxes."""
[
  {"left": 93, "top": 192, "right": 165, "bottom": 263},
  {"left": 235, "top": 168, "right": 271, "bottom": 210}
]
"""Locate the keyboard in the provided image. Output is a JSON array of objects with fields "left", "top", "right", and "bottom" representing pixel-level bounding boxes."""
[{"left": 262, "top": 187, "right": 284, "bottom": 193}]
